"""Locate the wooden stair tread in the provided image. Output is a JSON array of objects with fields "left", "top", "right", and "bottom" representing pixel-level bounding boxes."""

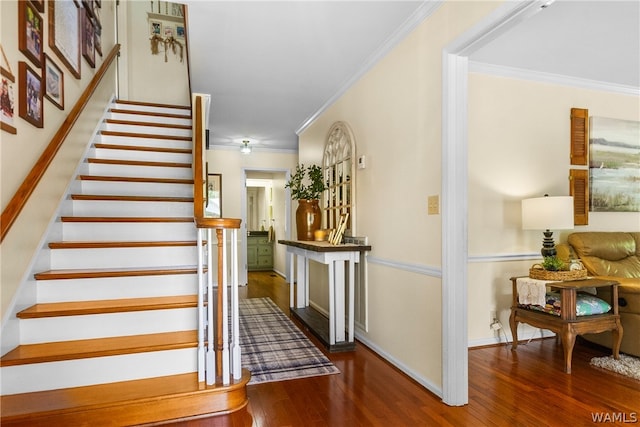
[
  {"left": 100, "top": 130, "right": 192, "bottom": 141},
  {"left": 60, "top": 216, "right": 193, "bottom": 222},
  {"left": 115, "top": 100, "right": 191, "bottom": 110},
  {"left": 87, "top": 158, "right": 191, "bottom": 168},
  {"left": 109, "top": 108, "right": 192, "bottom": 120},
  {"left": 0, "top": 331, "right": 197, "bottom": 366},
  {"left": 17, "top": 295, "right": 198, "bottom": 319},
  {"left": 48, "top": 240, "right": 201, "bottom": 249},
  {"left": 105, "top": 119, "right": 192, "bottom": 130},
  {"left": 94, "top": 142, "right": 192, "bottom": 154},
  {"left": 78, "top": 175, "right": 194, "bottom": 184},
  {"left": 70, "top": 194, "right": 194, "bottom": 202},
  {"left": 0, "top": 371, "right": 250, "bottom": 424},
  {"left": 34, "top": 266, "right": 200, "bottom": 280}
]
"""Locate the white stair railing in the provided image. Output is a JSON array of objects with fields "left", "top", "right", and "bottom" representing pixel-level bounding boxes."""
[{"left": 192, "top": 94, "right": 244, "bottom": 386}]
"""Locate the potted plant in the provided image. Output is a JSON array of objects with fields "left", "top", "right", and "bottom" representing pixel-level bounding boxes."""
[{"left": 286, "top": 164, "right": 325, "bottom": 241}]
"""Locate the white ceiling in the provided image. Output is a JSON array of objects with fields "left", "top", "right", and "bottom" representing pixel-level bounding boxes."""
[{"left": 184, "top": 1, "right": 640, "bottom": 152}]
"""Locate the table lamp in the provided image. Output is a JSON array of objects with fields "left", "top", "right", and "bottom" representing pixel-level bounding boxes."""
[{"left": 522, "top": 194, "right": 574, "bottom": 257}]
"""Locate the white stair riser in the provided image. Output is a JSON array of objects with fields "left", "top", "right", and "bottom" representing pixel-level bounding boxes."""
[
  {"left": 37, "top": 274, "right": 199, "bottom": 303},
  {"left": 50, "top": 246, "right": 200, "bottom": 269},
  {"left": 113, "top": 103, "right": 191, "bottom": 116},
  {"left": 78, "top": 181, "right": 192, "bottom": 197},
  {"left": 70, "top": 200, "right": 194, "bottom": 217},
  {"left": 98, "top": 134, "right": 192, "bottom": 150},
  {"left": 1, "top": 348, "right": 197, "bottom": 395},
  {"left": 103, "top": 122, "right": 192, "bottom": 138},
  {"left": 109, "top": 111, "right": 192, "bottom": 127},
  {"left": 85, "top": 163, "right": 192, "bottom": 179},
  {"left": 91, "top": 147, "right": 193, "bottom": 164},
  {"left": 20, "top": 308, "right": 197, "bottom": 344},
  {"left": 62, "top": 222, "right": 197, "bottom": 241}
]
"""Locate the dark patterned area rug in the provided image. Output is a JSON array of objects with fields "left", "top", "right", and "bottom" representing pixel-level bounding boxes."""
[{"left": 239, "top": 297, "right": 340, "bottom": 385}]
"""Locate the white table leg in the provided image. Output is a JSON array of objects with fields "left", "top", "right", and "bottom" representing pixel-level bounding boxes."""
[
  {"left": 334, "top": 260, "right": 345, "bottom": 343},
  {"left": 328, "top": 261, "right": 336, "bottom": 345},
  {"left": 348, "top": 258, "right": 355, "bottom": 343},
  {"left": 296, "top": 253, "right": 307, "bottom": 309},
  {"left": 289, "top": 252, "right": 294, "bottom": 308}
]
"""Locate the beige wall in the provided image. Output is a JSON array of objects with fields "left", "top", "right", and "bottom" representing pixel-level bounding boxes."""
[
  {"left": 119, "top": 1, "right": 190, "bottom": 106},
  {"left": 467, "top": 73, "right": 640, "bottom": 344},
  {"left": 206, "top": 148, "right": 298, "bottom": 280},
  {"left": 1, "top": 1, "right": 118, "bottom": 322},
  {"left": 299, "top": 1, "right": 502, "bottom": 391}
]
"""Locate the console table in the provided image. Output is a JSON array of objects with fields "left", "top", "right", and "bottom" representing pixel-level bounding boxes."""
[
  {"left": 279, "top": 240, "right": 371, "bottom": 352},
  {"left": 509, "top": 277, "right": 622, "bottom": 373}
]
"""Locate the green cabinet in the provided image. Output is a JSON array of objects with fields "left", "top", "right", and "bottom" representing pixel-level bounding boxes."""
[{"left": 247, "top": 235, "right": 273, "bottom": 271}]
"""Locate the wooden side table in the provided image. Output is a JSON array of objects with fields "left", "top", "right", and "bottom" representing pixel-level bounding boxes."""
[{"left": 509, "top": 277, "right": 622, "bottom": 373}]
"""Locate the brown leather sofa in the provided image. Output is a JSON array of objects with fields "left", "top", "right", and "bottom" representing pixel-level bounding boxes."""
[{"left": 558, "top": 232, "right": 640, "bottom": 357}]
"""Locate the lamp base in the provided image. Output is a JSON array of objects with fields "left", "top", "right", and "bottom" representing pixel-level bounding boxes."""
[{"left": 541, "top": 229, "right": 556, "bottom": 257}]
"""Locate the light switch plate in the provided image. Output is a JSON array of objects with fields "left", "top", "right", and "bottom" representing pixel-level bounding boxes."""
[{"left": 428, "top": 195, "right": 439, "bottom": 215}]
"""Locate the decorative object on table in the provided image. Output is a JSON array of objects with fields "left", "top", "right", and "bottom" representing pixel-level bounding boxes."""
[
  {"left": 522, "top": 194, "right": 574, "bottom": 257},
  {"left": 528, "top": 254, "right": 587, "bottom": 281},
  {"left": 18, "top": 61, "right": 43, "bottom": 128},
  {"left": 328, "top": 213, "right": 349, "bottom": 245},
  {"left": 44, "top": 54, "right": 64, "bottom": 110},
  {"left": 19, "top": 0, "right": 44, "bottom": 69},
  {"left": 1, "top": 46, "right": 17, "bottom": 134},
  {"left": 239, "top": 297, "right": 339, "bottom": 384},
  {"left": 286, "top": 164, "right": 326, "bottom": 241}
]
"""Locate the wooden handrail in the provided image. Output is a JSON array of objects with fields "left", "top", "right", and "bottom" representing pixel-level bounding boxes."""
[{"left": 1, "top": 44, "right": 121, "bottom": 242}]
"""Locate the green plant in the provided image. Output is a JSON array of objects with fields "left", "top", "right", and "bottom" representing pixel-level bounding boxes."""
[
  {"left": 285, "top": 164, "right": 326, "bottom": 200},
  {"left": 541, "top": 256, "right": 565, "bottom": 272}
]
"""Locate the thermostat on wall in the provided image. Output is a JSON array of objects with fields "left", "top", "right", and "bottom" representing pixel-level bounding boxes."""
[{"left": 357, "top": 155, "right": 366, "bottom": 169}]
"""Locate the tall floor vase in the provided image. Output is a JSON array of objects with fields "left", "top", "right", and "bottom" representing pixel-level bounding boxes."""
[{"left": 295, "top": 199, "right": 321, "bottom": 241}]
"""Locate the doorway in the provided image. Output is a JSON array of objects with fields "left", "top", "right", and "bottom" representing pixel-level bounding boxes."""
[{"left": 241, "top": 168, "right": 291, "bottom": 284}]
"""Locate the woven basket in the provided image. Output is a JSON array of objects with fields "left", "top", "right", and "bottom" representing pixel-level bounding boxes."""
[{"left": 529, "top": 264, "right": 587, "bottom": 281}]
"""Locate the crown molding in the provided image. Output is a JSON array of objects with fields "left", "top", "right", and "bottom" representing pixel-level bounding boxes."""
[
  {"left": 469, "top": 61, "right": 640, "bottom": 96},
  {"left": 295, "top": 0, "right": 444, "bottom": 136}
]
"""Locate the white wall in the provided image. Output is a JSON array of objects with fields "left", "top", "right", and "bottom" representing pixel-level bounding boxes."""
[
  {"left": 467, "top": 73, "right": 640, "bottom": 345},
  {"left": 119, "top": 1, "right": 189, "bottom": 105}
]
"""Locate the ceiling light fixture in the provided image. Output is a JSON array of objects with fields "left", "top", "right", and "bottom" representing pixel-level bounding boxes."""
[{"left": 240, "top": 140, "right": 252, "bottom": 154}]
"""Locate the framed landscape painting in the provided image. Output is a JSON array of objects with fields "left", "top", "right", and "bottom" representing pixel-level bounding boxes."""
[{"left": 589, "top": 116, "right": 640, "bottom": 212}]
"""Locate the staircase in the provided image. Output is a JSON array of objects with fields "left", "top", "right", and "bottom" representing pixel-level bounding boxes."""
[{"left": 0, "top": 100, "right": 250, "bottom": 426}]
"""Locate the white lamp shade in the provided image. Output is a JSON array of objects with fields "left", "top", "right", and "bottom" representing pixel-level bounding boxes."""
[{"left": 522, "top": 196, "right": 574, "bottom": 230}]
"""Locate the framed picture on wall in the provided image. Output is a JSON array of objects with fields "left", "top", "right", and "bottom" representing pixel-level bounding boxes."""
[
  {"left": 44, "top": 54, "right": 64, "bottom": 110},
  {"left": 18, "top": 61, "right": 43, "bottom": 128},
  {"left": 94, "top": 21, "right": 102, "bottom": 57},
  {"left": 206, "top": 173, "right": 222, "bottom": 218},
  {"left": 82, "top": 9, "right": 95, "bottom": 68},
  {"left": 49, "top": 0, "right": 81, "bottom": 79},
  {"left": 31, "top": 0, "right": 45, "bottom": 13},
  {"left": 150, "top": 20, "right": 162, "bottom": 36},
  {"left": 1, "top": 66, "right": 17, "bottom": 134},
  {"left": 19, "top": 1, "right": 44, "bottom": 69}
]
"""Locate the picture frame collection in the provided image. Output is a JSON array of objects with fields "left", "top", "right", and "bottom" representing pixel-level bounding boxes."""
[{"left": 2, "top": 0, "right": 103, "bottom": 134}]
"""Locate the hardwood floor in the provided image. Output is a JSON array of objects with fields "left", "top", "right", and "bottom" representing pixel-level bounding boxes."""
[{"left": 170, "top": 271, "right": 640, "bottom": 427}]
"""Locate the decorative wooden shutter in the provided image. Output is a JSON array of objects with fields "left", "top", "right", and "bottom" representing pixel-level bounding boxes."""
[
  {"left": 569, "top": 169, "right": 589, "bottom": 225},
  {"left": 570, "top": 108, "right": 589, "bottom": 165}
]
